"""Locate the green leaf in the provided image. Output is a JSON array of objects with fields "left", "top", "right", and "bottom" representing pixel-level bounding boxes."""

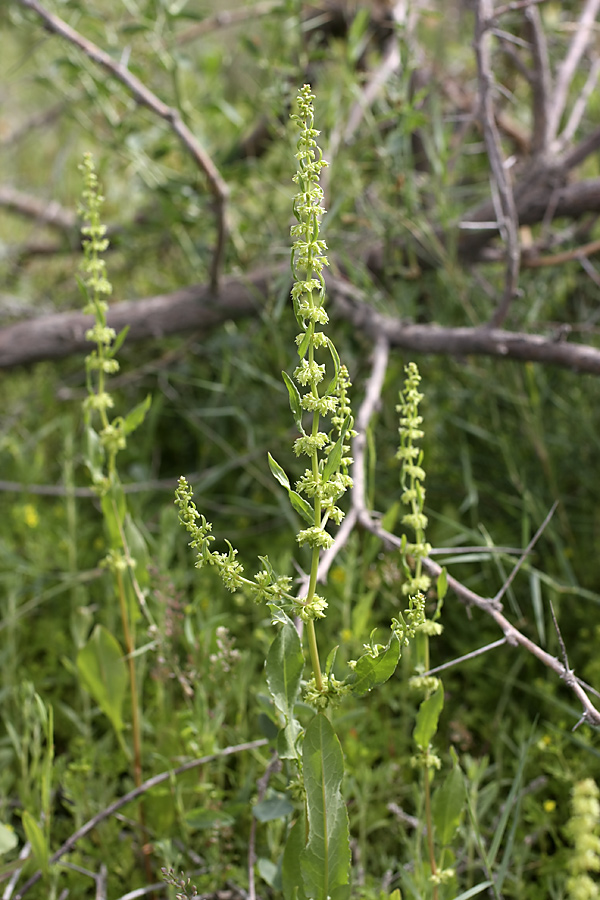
[
  {"left": 101, "top": 482, "right": 126, "bottom": 547},
  {"left": 258, "top": 857, "right": 280, "bottom": 889},
  {"left": 301, "top": 714, "right": 351, "bottom": 900},
  {"left": 266, "top": 622, "right": 304, "bottom": 760},
  {"left": 107, "top": 324, "right": 130, "bottom": 358},
  {"left": 282, "top": 371, "right": 304, "bottom": 432},
  {"left": 185, "top": 808, "right": 235, "bottom": 830},
  {"left": 437, "top": 567, "right": 448, "bottom": 601},
  {"left": 253, "top": 795, "right": 295, "bottom": 822},
  {"left": 322, "top": 416, "right": 350, "bottom": 483},
  {"left": 76, "top": 625, "right": 127, "bottom": 734},
  {"left": 0, "top": 823, "right": 18, "bottom": 856},
  {"left": 84, "top": 426, "right": 105, "bottom": 483},
  {"left": 268, "top": 453, "right": 291, "bottom": 491},
  {"left": 122, "top": 393, "right": 151, "bottom": 436},
  {"left": 297, "top": 324, "right": 314, "bottom": 359},
  {"left": 288, "top": 490, "right": 314, "bottom": 525},
  {"left": 431, "top": 750, "right": 465, "bottom": 846},
  {"left": 282, "top": 813, "right": 307, "bottom": 900},
  {"left": 349, "top": 637, "right": 400, "bottom": 697},
  {"left": 323, "top": 337, "right": 341, "bottom": 396},
  {"left": 124, "top": 514, "right": 150, "bottom": 590},
  {"left": 22, "top": 812, "right": 48, "bottom": 878},
  {"left": 413, "top": 682, "right": 444, "bottom": 749}
]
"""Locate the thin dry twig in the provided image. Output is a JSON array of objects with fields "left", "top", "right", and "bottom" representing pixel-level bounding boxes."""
[
  {"left": 424, "top": 637, "right": 508, "bottom": 676},
  {"left": 523, "top": 236, "right": 600, "bottom": 268},
  {"left": 474, "top": 0, "right": 521, "bottom": 327},
  {"left": 524, "top": 4, "right": 552, "bottom": 154},
  {"left": 16, "top": 0, "right": 229, "bottom": 290},
  {"left": 547, "top": 0, "right": 600, "bottom": 148},
  {"left": 12, "top": 739, "right": 268, "bottom": 900},
  {"left": 491, "top": 0, "right": 549, "bottom": 18},
  {"left": 493, "top": 500, "right": 558, "bottom": 604}
]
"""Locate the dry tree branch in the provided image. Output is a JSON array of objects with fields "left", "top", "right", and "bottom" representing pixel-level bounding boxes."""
[
  {"left": 474, "top": 0, "right": 521, "bottom": 328},
  {"left": 0, "top": 186, "right": 78, "bottom": 232},
  {"left": 560, "top": 54, "right": 600, "bottom": 146},
  {"left": 523, "top": 235, "right": 600, "bottom": 268},
  {"left": 15, "top": 0, "right": 229, "bottom": 290},
  {"left": 12, "top": 739, "right": 269, "bottom": 900},
  {"left": 547, "top": 0, "right": 600, "bottom": 149},
  {"left": 4, "top": 266, "right": 600, "bottom": 373},
  {"left": 176, "top": 0, "right": 281, "bottom": 44},
  {"left": 491, "top": 0, "right": 549, "bottom": 18},
  {"left": 523, "top": 4, "right": 552, "bottom": 153}
]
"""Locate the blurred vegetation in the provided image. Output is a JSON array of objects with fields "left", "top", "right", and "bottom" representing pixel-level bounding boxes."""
[{"left": 1, "top": 1, "right": 600, "bottom": 899}]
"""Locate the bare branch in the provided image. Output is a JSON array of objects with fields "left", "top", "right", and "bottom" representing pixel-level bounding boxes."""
[
  {"left": 560, "top": 55, "right": 600, "bottom": 146},
  {"left": 474, "top": 0, "right": 521, "bottom": 327},
  {"left": 523, "top": 235, "right": 600, "bottom": 268},
  {"left": 547, "top": 0, "right": 600, "bottom": 147},
  {"left": 0, "top": 185, "right": 78, "bottom": 232},
  {"left": 524, "top": 4, "right": 552, "bottom": 153},
  {"left": 15, "top": 0, "right": 229, "bottom": 290},
  {"left": 491, "top": 0, "right": 549, "bottom": 18},
  {"left": 424, "top": 638, "right": 508, "bottom": 676},
  {"left": 176, "top": 0, "right": 282, "bottom": 44},
  {"left": 4, "top": 266, "right": 600, "bottom": 374},
  {"left": 493, "top": 500, "right": 558, "bottom": 604}
]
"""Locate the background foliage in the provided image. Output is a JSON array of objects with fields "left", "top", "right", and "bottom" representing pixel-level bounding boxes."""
[{"left": 1, "top": 1, "right": 600, "bottom": 898}]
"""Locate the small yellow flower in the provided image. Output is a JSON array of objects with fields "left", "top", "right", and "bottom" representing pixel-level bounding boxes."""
[
  {"left": 23, "top": 504, "right": 39, "bottom": 529},
  {"left": 544, "top": 799, "right": 556, "bottom": 813}
]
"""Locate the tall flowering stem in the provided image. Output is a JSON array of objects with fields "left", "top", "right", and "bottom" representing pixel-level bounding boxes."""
[{"left": 288, "top": 85, "right": 355, "bottom": 695}]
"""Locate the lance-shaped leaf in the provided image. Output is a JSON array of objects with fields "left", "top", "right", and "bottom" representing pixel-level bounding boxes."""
[
  {"left": 122, "top": 393, "right": 151, "bottom": 436},
  {"left": 413, "top": 681, "right": 444, "bottom": 750},
  {"left": 282, "top": 371, "right": 304, "bottom": 432},
  {"left": 268, "top": 454, "right": 314, "bottom": 525},
  {"left": 322, "top": 416, "right": 351, "bottom": 483},
  {"left": 301, "top": 714, "right": 351, "bottom": 900},
  {"left": 77, "top": 625, "right": 127, "bottom": 735},
  {"left": 349, "top": 635, "right": 400, "bottom": 697},
  {"left": 282, "top": 812, "right": 307, "bottom": 900},
  {"left": 266, "top": 621, "right": 304, "bottom": 759},
  {"left": 431, "top": 749, "right": 466, "bottom": 846}
]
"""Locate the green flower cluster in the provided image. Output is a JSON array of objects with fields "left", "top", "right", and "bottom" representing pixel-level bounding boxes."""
[
  {"left": 175, "top": 477, "right": 293, "bottom": 606},
  {"left": 565, "top": 778, "right": 600, "bottom": 900},
  {"left": 287, "top": 85, "right": 356, "bottom": 552},
  {"left": 397, "top": 362, "right": 431, "bottom": 596}
]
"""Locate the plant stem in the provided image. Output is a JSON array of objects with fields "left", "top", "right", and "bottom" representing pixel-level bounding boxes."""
[{"left": 424, "top": 765, "right": 438, "bottom": 900}]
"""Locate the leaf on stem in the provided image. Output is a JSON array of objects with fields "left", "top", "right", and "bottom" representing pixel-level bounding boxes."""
[
  {"left": 431, "top": 749, "right": 465, "bottom": 846},
  {"left": 268, "top": 454, "right": 314, "bottom": 525},
  {"left": 122, "top": 393, "right": 151, "bottom": 436},
  {"left": 282, "top": 371, "right": 304, "bottom": 432},
  {"left": 266, "top": 621, "right": 304, "bottom": 759},
  {"left": 301, "top": 714, "right": 351, "bottom": 900},
  {"left": 349, "top": 636, "right": 400, "bottom": 697},
  {"left": 76, "top": 625, "right": 128, "bottom": 735},
  {"left": 413, "top": 681, "right": 444, "bottom": 750}
]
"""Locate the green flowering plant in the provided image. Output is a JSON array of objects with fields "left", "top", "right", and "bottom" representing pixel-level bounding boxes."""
[
  {"left": 76, "top": 153, "right": 154, "bottom": 882},
  {"left": 175, "top": 86, "right": 433, "bottom": 900},
  {"left": 396, "top": 362, "right": 465, "bottom": 898}
]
